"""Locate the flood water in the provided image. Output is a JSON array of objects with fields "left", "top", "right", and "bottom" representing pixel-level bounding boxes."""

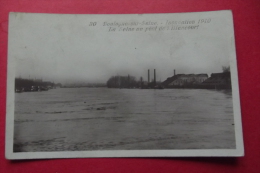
[{"left": 14, "top": 88, "right": 235, "bottom": 152}]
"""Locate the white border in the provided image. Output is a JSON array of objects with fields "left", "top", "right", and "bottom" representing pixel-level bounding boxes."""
[{"left": 5, "top": 10, "right": 244, "bottom": 159}]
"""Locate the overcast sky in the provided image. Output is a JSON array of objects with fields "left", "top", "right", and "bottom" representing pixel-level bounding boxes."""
[{"left": 9, "top": 13, "right": 232, "bottom": 84}]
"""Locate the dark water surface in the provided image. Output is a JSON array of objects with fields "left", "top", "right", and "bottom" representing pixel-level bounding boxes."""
[{"left": 14, "top": 88, "right": 235, "bottom": 152}]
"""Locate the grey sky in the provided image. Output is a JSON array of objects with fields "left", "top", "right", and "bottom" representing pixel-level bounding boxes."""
[{"left": 10, "top": 13, "right": 232, "bottom": 84}]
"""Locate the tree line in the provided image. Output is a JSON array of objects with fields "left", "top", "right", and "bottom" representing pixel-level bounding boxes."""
[{"left": 106, "top": 75, "right": 139, "bottom": 88}]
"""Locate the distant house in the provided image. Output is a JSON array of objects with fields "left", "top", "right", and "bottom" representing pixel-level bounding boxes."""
[
  {"left": 202, "top": 72, "right": 231, "bottom": 85},
  {"left": 194, "top": 74, "right": 209, "bottom": 83},
  {"left": 163, "top": 74, "right": 208, "bottom": 87},
  {"left": 199, "top": 72, "right": 232, "bottom": 89},
  {"left": 161, "top": 75, "right": 179, "bottom": 87}
]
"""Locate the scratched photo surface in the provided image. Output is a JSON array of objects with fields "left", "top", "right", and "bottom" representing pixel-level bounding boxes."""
[{"left": 6, "top": 11, "right": 243, "bottom": 158}]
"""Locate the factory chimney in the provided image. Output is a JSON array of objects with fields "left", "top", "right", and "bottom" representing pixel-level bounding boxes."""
[
  {"left": 174, "top": 69, "right": 176, "bottom": 76},
  {"left": 154, "top": 69, "right": 156, "bottom": 86},
  {"left": 148, "top": 69, "right": 150, "bottom": 83},
  {"left": 140, "top": 77, "right": 143, "bottom": 88}
]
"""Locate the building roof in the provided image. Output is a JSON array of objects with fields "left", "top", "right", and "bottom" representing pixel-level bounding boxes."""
[
  {"left": 162, "top": 73, "right": 209, "bottom": 86},
  {"left": 196, "top": 74, "right": 208, "bottom": 77}
]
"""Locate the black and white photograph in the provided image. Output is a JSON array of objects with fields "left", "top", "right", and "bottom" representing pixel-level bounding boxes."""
[{"left": 6, "top": 11, "right": 244, "bottom": 159}]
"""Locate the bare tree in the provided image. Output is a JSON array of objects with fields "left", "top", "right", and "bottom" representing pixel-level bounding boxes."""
[{"left": 222, "top": 66, "right": 230, "bottom": 73}]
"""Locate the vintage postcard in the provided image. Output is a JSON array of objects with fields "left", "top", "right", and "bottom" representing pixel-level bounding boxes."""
[{"left": 6, "top": 11, "right": 244, "bottom": 159}]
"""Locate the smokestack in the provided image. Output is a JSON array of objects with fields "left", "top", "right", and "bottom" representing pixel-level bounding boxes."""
[
  {"left": 140, "top": 77, "right": 143, "bottom": 88},
  {"left": 148, "top": 69, "right": 150, "bottom": 83},
  {"left": 174, "top": 69, "right": 176, "bottom": 76},
  {"left": 154, "top": 69, "right": 156, "bottom": 85}
]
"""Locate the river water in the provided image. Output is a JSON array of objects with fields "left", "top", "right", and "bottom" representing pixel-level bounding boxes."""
[{"left": 14, "top": 88, "right": 235, "bottom": 152}]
